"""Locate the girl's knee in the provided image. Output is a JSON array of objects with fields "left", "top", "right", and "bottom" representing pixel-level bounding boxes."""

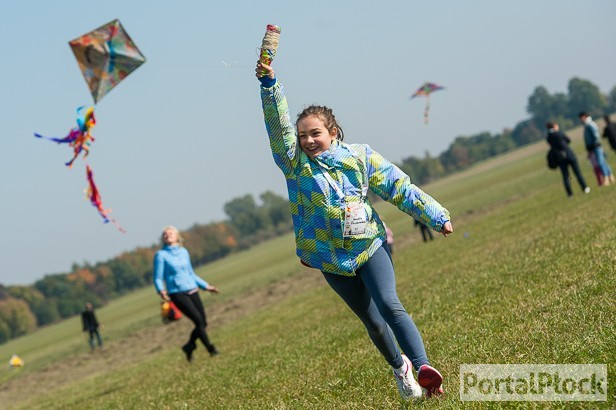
[
  {"left": 379, "top": 302, "right": 408, "bottom": 322},
  {"left": 365, "top": 321, "right": 388, "bottom": 338}
]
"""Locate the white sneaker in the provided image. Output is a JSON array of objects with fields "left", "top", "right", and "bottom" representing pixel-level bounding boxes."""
[
  {"left": 393, "top": 354, "right": 422, "bottom": 400},
  {"left": 584, "top": 187, "right": 591, "bottom": 194}
]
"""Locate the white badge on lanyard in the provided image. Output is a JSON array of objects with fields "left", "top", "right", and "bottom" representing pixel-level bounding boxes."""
[
  {"left": 319, "top": 150, "right": 370, "bottom": 237},
  {"left": 343, "top": 202, "right": 367, "bottom": 236}
]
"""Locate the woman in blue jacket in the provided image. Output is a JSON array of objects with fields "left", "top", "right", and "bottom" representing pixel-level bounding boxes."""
[
  {"left": 257, "top": 61, "right": 451, "bottom": 400},
  {"left": 154, "top": 226, "right": 220, "bottom": 361}
]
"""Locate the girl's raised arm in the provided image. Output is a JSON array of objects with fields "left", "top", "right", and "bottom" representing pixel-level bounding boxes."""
[{"left": 257, "top": 62, "right": 299, "bottom": 176}]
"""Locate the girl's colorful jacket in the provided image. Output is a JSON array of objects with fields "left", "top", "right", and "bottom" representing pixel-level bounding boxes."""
[{"left": 260, "top": 80, "right": 450, "bottom": 276}]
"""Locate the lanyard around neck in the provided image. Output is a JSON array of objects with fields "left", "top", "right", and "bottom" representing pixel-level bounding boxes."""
[{"left": 318, "top": 152, "right": 369, "bottom": 200}]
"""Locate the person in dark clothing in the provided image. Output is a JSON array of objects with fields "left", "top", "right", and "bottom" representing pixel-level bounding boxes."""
[
  {"left": 546, "top": 121, "right": 590, "bottom": 197},
  {"left": 82, "top": 302, "right": 103, "bottom": 350},
  {"left": 603, "top": 115, "right": 616, "bottom": 153},
  {"left": 414, "top": 219, "right": 434, "bottom": 242}
]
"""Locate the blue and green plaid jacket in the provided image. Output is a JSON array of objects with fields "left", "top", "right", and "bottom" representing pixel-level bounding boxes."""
[{"left": 261, "top": 81, "right": 450, "bottom": 276}]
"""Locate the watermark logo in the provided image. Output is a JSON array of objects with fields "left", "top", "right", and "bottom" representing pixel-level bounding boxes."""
[{"left": 460, "top": 364, "right": 607, "bottom": 401}]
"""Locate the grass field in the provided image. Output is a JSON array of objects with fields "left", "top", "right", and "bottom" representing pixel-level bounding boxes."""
[{"left": 1, "top": 125, "right": 614, "bottom": 409}]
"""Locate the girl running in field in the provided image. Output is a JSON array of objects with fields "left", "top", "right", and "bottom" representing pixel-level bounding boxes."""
[{"left": 256, "top": 61, "right": 452, "bottom": 400}]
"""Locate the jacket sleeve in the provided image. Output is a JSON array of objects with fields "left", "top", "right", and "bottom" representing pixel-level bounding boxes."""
[
  {"left": 153, "top": 251, "right": 166, "bottom": 294},
  {"left": 260, "top": 81, "right": 300, "bottom": 176},
  {"left": 365, "top": 145, "right": 450, "bottom": 231},
  {"left": 186, "top": 249, "right": 209, "bottom": 290}
]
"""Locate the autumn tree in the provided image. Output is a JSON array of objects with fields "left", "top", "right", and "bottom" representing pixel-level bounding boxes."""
[{"left": 0, "top": 297, "right": 37, "bottom": 339}]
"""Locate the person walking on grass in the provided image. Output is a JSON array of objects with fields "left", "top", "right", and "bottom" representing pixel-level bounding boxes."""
[
  {"left": 603, "top": 115, "right": 616, "bottom": 153},
  {"left": 256, "top": 61, "right": 451, "bottom": 400},
  {"left": 82, "top": 302, "right": 103, "bottom": 351},
  {"left": 579, "top": 112, "right": 614, "bottom": 186},
  {"left": 153, "top": 225, "right": 220, "bottom": 362},
  {"left": 415, "top": 219, "right": 434, "bottom": 242},
  {"left": 546, "top": 121, "right": 590, "bottom": 197}
]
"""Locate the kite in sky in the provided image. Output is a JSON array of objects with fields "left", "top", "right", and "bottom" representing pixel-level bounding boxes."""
[
  {"left": 69, "top": 19, "right": 146, "bottom": 103},
  {"left": 34, "top": 20, "right": 145, "bottom": 231},
  {"left": 85, "top": 165, "right": 125, "bottom": 233},
  {"left": 35, "top": 106, "right": 96, "bottom": 168},
  {"left": 410, "top": 82, "right": 445, "bottom": 125}
]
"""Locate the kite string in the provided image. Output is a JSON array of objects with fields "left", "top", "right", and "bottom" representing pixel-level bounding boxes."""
[{"left": 149, "top": 63, "right": 254, "bottom": 68}]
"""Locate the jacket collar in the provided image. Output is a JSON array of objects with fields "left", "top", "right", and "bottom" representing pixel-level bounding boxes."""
[{"left": 314, "top": 140, "right": 343, "bottom": 169}]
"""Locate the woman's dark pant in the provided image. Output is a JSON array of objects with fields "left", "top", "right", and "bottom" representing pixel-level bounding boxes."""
[
  {"left": 322, "top": 245, "right": 430, "bottom": 371},
  {"left": 420, "top": 224, "right": 434, "bottom": 242},
  {"left": 170, "top": 291, "right": 214, "bottom": 351},
  {"left": 558, "top": 154, "right": 587, "bottom": 196}
]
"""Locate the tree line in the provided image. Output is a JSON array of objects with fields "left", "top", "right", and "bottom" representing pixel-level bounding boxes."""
[{"left": 0, "top": 77, "right": 614, "bottom": 343}]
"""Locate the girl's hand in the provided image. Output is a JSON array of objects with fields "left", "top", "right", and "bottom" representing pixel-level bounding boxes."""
[
  {"left": 441, "top": 221, "right": 453, "bottom": 237},
  {"left": 206, "top": 285, "right": 220, "bottom": 294},
  {"left": 256, "top": 61, "right": 275, "bottom": 79}
]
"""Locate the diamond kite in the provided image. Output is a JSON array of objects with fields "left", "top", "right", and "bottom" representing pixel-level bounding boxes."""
[
  {"left": 410, "top": 82, "right": 445, "bottom": 125},
  {"left": 69, "top": 19, "right": 146, "bottom": 103}
]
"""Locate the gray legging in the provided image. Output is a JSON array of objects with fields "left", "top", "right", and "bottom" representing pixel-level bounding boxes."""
[{"left": 322, "top": 245, "right": 429, "bottom": 370}]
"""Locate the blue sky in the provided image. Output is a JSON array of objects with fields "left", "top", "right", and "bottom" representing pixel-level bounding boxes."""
[{"left": 1, "top": 0, "right": 615, "bottom": 285}]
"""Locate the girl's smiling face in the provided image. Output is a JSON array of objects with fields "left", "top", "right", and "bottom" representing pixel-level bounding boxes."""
[{"left": 297, "top": 115, "right": 337, "bottom": 159}]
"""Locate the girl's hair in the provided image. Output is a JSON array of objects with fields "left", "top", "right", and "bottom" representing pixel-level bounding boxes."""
[
  {"left": 296, "top": 105, "right": 344, "bottom": 141},
  {"left": 161, "top": 225, "right": 183, "bottom": 247}
]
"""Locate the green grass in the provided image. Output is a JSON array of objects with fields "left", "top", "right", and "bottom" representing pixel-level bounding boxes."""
[{"left": 1, "top": 126, "right": 614, "bottom": 409}]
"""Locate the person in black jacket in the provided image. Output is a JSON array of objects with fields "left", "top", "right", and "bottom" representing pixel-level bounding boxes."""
[
  {"left": 82, "top": 302, "right": 103, "bottom": 350},
  {"left": 603, "top": 115, "right": 616, "bottom": 153},
  {"left": 414, "top": 219, "right": 434, "bottom": 242},
  {"left": 546, "top": 121, "right": 590, "bottom": 197}
]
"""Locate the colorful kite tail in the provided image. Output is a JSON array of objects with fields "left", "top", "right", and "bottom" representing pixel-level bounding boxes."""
[
  {"left": 65, "top": 154, "right": 79, "bottom": 168},
  {"left": 111, "top": 219, "right": 127, "bottom": 234},
  {"left": 99, "top": 209, "right": 126, "bottom": 233},
  {"left": 424, "top": 97, "right": 431, "bottom": 125},
  {"left": 34, "top": 131, "right": 78, "bottom": 144}
]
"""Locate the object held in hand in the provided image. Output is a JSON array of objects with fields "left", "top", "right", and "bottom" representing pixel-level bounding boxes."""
[{"left": 259, "top": 24, "right": 281, "bottom": 74}]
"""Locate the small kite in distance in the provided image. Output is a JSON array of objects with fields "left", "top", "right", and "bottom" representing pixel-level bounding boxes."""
[
  {"left": 69, "top": 19, "right": 146, "bottom": 103},
  {"left": 85, "top": 165, "right": 125, "bottom": 233},
  {"left": 35, "top": 106, "right": 96, "bottom": 168},
  {"left": 410, "top": 82, "right": 445, "bottom": 125}
]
